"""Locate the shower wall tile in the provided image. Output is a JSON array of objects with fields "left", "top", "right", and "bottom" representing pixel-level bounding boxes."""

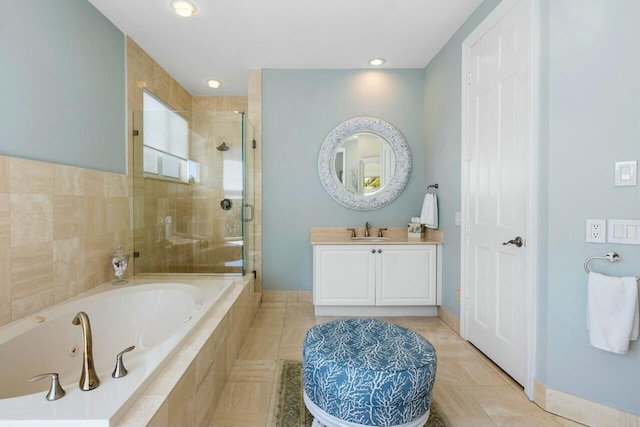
[
  {"left": 0, "top": 156, "right": 9, "bottom": 193},
  {"left": 53, "top": 236, "right": 85, "bottom": 304},
  {"left": 10, "top": 193, "right": 53, "bottom": 246},
  {"left": 82, "top": 169, "right": 107, "bottom": 197},
  {"left": 54, "top": 164, "right": 84, "bottom": 195},
  {"left": 0, "top": 250, "right": 10, "bottom": 325},
  {"left": 0, "top": 194, "right": 10, "bottom": 249},
  {"left": 84, "top": 235, "right": 113, "bottom": 287},
  {"left": 108, "top": 197, "right": 132, "bottom": 233},
  {"left": 11, "top": 288, "right": 54, "bottom": 322},
  {"left": 53, "top": 195, "right": 86, "bottom": 239},
  {"left": 10, "top": 242, "right": 53, "bottom": 300},
  {"left": 0, "top": 156, "right": 132, "bottom": 326},
  {"left": 106, "top": 173, "right": 129, "bottom": 197},
  {"left": 192, "top": 96, "right": 247, "bottom": 112},
  {"left": 85, "top": 196, "right": 109, "bottom": 238},
  {"left": 54, "top": 238, "right": 84, "bottom": 285},
  {"left": 10, "top": 157, "right": 54, "bottom": 194}
]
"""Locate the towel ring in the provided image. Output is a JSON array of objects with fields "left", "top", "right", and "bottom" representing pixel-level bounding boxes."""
[
  {"left": 584, "top": 252, "right": 620, "bottom": 274},
  {"left": 427, "top": 183, "right": 438, "bottom": 192},
  {"left": 584, "top": 252, "right": 640, "bottom": 280}
]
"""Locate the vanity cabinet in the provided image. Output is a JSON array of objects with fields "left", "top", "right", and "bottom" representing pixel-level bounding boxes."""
[{"left": 313, "top": 244, "right": 440, "bottom": 315}]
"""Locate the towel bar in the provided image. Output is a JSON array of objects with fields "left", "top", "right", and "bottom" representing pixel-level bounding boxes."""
[{"left": 584, "top": 252, "right": 639, "bottom": 280}]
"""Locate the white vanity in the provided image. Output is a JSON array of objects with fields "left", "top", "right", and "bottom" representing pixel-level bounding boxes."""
[
  {"left": 313, "top": 117, "right": 442, "bottom": 316},
  {"left": 311, "top": 227, "right": 443, "bottom": 316}
]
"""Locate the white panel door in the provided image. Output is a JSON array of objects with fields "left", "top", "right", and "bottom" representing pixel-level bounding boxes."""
[
  {"left": 377, "top": 245, "right": 436, "bottom": 306},
  {"left": 314, "top": 245, "right": 376, "bottom": 306},
  {"left": 463, "top": 0, "right": 530, "bottom": 385}
]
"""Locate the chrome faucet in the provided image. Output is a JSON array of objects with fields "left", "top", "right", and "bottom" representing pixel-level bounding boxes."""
[
  {"left": 364, "top": 222, "right": 371, "bottom": 237},
  {"left": 72, "top": 312, "right": 100, "bottom": 391}
]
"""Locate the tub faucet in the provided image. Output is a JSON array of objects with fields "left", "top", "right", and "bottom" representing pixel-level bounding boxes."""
[
  {"left": 364, "top": 222, "right": 371, "bottom": 237},
  {"left": 72, "top": 311, "right": 100, "bottom": 391}
]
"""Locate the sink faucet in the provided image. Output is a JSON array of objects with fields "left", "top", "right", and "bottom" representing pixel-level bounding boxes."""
[
  {"left": 364, "top": 222, "right": 371, "bottom": 237},
  {"left": 72, "top": 312, "right": 100, "bottom": 391}
]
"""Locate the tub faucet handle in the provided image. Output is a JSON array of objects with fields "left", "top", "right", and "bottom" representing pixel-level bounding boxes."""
[
  {"left": 112, "top": 345, "right": 135, "bottom": 379},
  {"left": 28, "top": 372, "right": 66, "bottom": 401}
]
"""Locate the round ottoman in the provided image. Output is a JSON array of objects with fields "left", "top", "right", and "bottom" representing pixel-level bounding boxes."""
[{"left": 303, "top": 318, "right": 437, "bottom": 427}]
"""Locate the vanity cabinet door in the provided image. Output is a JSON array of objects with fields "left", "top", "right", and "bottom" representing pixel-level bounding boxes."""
[
  {"left": 314, "top": 245, "right": 376, "bottom": 306},
  {"left": 376, "top": 245, "right": 437, "bottom": 306}
]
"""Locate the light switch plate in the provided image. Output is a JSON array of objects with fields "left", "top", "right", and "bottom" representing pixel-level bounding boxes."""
[
  {"left": 455, "top": 212, "right": 461, "bottom": 226},
  {"left": 615, "top": 161, "right": 637, "bottom": 186},
  {"left": 607, "top": 219, "right": 640, "bottom": 245}
]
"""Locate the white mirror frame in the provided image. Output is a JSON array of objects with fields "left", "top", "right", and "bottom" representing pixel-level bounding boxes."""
[{"left": 318, "top": 117, "right": 411, "bottom": 210}]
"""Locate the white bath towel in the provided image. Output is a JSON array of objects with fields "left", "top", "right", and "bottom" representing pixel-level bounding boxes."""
[
  {"left": 587, "top": 272, "right": 639, "bottom": 354},
  {"left": 420, "top": 193, "right": 438, "bottom": 229}
]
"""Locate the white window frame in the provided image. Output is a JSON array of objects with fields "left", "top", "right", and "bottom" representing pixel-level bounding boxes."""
[{"left": 142, "top": 90, "right": 189, "bottom": 183}]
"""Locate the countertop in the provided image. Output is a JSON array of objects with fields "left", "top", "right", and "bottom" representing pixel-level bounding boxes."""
[{"left": 310, "top": 227, "right": 444, "bottom": 245}]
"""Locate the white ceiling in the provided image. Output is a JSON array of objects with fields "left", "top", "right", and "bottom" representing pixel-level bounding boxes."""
[{"left": 88, "top": 0, "right": 483, "bottom": 96}]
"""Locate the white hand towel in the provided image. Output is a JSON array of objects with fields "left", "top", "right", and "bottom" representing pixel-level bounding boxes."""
[
  {"left": 420, "top": 193, "right": 438, "bottom": 229},
  {"left": 586, "top": 272, "right": 639, "bottom": 354}
]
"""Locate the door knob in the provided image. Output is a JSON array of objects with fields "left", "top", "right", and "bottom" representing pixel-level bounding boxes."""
[
  {"left": 371, "top": 249, "right": 376, "bottom": 253},
  {"left": 502, "top": 236, "right": 523, "bottom": 247}
]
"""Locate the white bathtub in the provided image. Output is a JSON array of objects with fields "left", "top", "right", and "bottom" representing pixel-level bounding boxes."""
[{"left": 0, "top": 278, "right": 233, "bottom": 426}]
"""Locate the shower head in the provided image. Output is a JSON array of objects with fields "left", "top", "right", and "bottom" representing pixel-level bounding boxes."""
[{"left": 217, "top": 142, "right": 229, "bottom": 152}]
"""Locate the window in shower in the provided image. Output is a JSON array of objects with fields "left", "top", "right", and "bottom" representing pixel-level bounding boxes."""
[{"left": 142, "top": 90, "right": 189, "bottom": 182}]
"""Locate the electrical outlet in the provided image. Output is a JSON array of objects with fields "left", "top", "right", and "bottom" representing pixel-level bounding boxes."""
[
  {"left": 456, "top": 286, "right": 461, "bottom": 300},
  {"left": 586, "top": 219, "right": 606, "bottom": 243}
]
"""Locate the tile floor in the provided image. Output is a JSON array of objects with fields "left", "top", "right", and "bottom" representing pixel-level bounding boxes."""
[{"left": 211, "top": 300, "right": 584, "bottom": 427}]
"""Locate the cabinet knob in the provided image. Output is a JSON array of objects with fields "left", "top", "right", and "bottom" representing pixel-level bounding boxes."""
[
  {"left": 377, "top": 249, "right": 382, "bottom": 253},
  {"left": 371, "top": 249, "right": 375, "bottom": 253}
]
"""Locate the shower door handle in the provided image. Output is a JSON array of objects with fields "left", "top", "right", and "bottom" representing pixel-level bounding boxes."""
[{"left": 243, "top": 203, "right": 254, "bottom": 222}]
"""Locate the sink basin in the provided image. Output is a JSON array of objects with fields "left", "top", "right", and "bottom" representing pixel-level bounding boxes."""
[{"left": 350, "top": 236, "right": 390, "bottom": 241}]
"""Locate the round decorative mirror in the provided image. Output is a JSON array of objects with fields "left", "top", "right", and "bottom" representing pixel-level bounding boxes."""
[{"left": 318, "top": 117, "right": 411, "bottom": 210}]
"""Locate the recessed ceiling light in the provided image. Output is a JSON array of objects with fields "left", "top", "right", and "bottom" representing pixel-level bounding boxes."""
[
  {"left": 369, "top": 58, "right": 386, "bottom": 66},
  {"left": 171, "top": 0, "right": 197, "bottom": 17},
  {"left": 207, "top": 79, "right": 221, "bottom": 89}
]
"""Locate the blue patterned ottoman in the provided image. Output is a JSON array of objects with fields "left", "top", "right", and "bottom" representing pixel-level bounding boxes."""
[{"left": 302, "top": 318, "right": 437, "bottom": 427}]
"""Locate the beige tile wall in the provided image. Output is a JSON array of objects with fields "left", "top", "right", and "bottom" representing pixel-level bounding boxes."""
[
  {"left": 0, "top": 37, "right": 263, "bottom": 325},
  {"left": 0, "top": 156, "right": 131, "bottom": 326}
]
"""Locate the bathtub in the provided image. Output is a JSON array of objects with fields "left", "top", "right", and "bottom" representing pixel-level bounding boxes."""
[{"left": 0, "top": 278, "right": 233, "bottom": 426}]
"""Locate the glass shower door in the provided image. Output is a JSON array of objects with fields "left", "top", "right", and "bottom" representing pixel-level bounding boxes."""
[
  {"left": 243, "top": 116, "right": 256, "bottom": 277},
  {"left": 132, "top": 108, "right": 246, "bottom": 275}
]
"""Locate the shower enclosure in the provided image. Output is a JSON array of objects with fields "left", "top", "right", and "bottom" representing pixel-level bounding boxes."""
[{"left": 132, "top": 101, "right": 256, "bottom": 276}]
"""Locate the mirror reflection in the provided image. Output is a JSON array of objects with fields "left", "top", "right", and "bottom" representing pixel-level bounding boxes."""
[
  {"left": 334, "top": 133, "right": 396, "bottom": 196},
  {"left": 318, "top": 116, "right": 411, "bottom": 211}
]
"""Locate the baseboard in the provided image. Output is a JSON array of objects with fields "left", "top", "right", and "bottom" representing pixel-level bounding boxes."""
[
  {"left": 314, "top": 306, "right": 438, "bottom": 317},
  {"left": 533, "top": 380, "right": 640, "bottom": 427},
  {"left": 261, "top": 290, "right": 312, "bottom": 303},
  {"left": 437, "top": 306, "right": 460, "bottom": 335}
]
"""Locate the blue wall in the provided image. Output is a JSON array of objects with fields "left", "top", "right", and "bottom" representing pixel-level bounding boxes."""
[
  {"left": 0, "top": 0, "right": 126, "bottom": 173},
  {"left": 422, "top": 0, "right": 640, "bottom": 415},
  {"left": 542, "top": 0, "right": 640, "bottom": 413},
  {"left": 422, "top": 0, "right": 501, "bottom": 318},
  {"left": 262, "top": 69, "right": 425, "bottom": 290}
]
